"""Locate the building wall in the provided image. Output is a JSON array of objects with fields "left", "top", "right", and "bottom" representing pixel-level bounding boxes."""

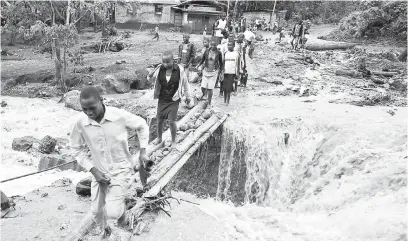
[
  {"left": 242, "top": 11, "right": 274, "bottom": 23},
  {"left": 116, "top": 4, "right": 174, "bottom": 24}
]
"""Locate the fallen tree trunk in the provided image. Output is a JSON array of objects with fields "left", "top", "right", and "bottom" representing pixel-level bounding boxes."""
[
  {"left": 144, "top": 114, "right": 228, "bottom": 197},
  {"left": 371, "top": 71, "right": 398, "bottom": 77},
  {"left": 305, "top": 42, "right": 357, "bottom": 51},
  {"left": 335, "top": 69, "right": 363, "bottom": 78}
]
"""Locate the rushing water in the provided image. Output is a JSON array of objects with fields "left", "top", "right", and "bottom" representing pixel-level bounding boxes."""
[{"left": 1, "top": 96, "right": 406, "bottom": 241}]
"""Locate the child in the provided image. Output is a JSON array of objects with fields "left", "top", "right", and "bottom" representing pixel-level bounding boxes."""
[
  {"left": 223, "top": 41, "right": 240, "bottom": 105},
  {"left": 152, "top": 25, "right": 159, "bottom": 41},
  {"left": 198, "top": 37, "right": 210, "bottom": 86},
  {"left": 217, "top": 35, "right": 229, "bottom": 94},
  {"left": 234, "top": 34, "right": 246, "bottom": 91}
]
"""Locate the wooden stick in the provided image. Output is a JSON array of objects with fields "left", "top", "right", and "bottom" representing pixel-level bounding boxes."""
[
  {"left": 0, "top": 161, "right": 76, "bottom": 183},
  {"left": 371, "top": 71, "right": 398, "bottom": 77},
  {"left": 144, "top": 114, "right": 228, "bottom": 197}
]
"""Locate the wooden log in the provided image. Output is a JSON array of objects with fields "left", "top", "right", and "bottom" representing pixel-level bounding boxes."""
[
  {"left": 305, "top": 42, "right": 357, "bottom": 51},
  {"left": 371, "top": 71, "right": 398, "bottom": 77},
  {"left": 144, "top": 114, "right": 228, "bottom": 198},
  {"left": 145, "top": 115, "right": 220, "bottom": 190},
  {"left": 335, "top": 69, "right": 362, "bottom": 78}
]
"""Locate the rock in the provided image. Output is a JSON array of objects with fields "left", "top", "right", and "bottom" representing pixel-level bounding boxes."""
[
  {"left": 271, "top": 80, "right": 283, "bottom": 85},
  {"left": 1, "top": 100, "right": 7, "bottom": 107},
  {"left": 63, "top": 90, "right": 81, "bottom": 111},
  {"left": 41, "top": 193, "right": 49, "bottom": 198},
  {"left": 388, "top": 78, "right": 407, "bottom": 92},
  {"left": 4, "top": 79, "right": 17, "bottom": 89},
  {"left": 132, "top": 67, "right": 151, "bottom": 90},
  {"left": 299, "top": 87, "right": 310, "bottom": 97},
  {"left": 76, "top": 177, "right": 92, "bottom": 196},
  {"left": 103, "top": 75, "right": 130, "bottom": 93},
  {"left": 39, "top": 135, "right": 57, "bottom": 154},
  {"left": 202, "top": 109, "right": 212, "bottom": 119},
  {"left": 386, "top": 109, "right": 396, "bottom": 116},
  {"left": 12, "top": 136, "right": 37, "bottom": 151},
  {"left": 58, "top": 204, "right": 66, "bottom": 210},
  {"left": 194, "top": 119, "right": 204, "bottom": 128},
  {"left": 372, "top": 77, "right": 385, "bottom": 85},
  {"left": 73, "top": 66, "right": 95, "bottom": 73},
  {"left": 179, "top": 124, "right": 188, "bottom": 131},
  {"left": 38, "top": 154, "right": 86, "bottom": 172},
  {"left": 1, "top": 190, "right": 10, "bottom": 210},
  {"left": 187, "top": 122, "right": 195, "bottom": 130}
]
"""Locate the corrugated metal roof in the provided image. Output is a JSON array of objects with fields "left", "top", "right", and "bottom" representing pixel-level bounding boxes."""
[
  {"left": 176, "top": 0, "right": 227, "bottom": 8},
  {"left": 139, "top": 0, "right": 181, "bottom": 5}
]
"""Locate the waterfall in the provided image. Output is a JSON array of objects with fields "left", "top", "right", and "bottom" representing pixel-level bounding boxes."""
[{"left": 216, "top": 118, "right": 337, "bottom": 209}]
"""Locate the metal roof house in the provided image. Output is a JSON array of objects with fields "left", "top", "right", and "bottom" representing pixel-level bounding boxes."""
[{"left": 115, "top": 0, "right": 227, "bottom": 33}]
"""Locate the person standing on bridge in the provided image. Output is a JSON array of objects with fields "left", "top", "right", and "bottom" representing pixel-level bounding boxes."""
[
  {"left": 68, "top": 86, "right": 150, "bottom": 240},
  {"left": 198, "top": 36, "right": 224, "bottom": 106},
  {"left": 149, "top": 51, "right": 193, "bottom": 149}
]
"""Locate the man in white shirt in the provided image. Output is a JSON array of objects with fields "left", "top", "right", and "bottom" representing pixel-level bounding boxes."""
[
  {"left": 69, "top": 86, "right": 150, "bottom": 240},
  {"left": 222, "top": 41, "right": 240, "bottom": 104},
  {"left": 215, "top": 15, "right": 227, "bottom": 44}
]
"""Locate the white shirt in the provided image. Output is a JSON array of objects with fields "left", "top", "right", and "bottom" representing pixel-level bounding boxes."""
[
  {"left": 215, "top": 19, "right": 227, "bottom": 37},
  {"left": 70, "top": 106, "right": 149, "bottom": 175},
  {"left": 244, "top": 30, "right": 256, "bottom": 42},
  {"left": 224, "top": 51, "right": 240, "bottom": 75}
]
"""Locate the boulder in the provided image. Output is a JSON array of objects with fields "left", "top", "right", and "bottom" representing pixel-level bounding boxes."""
[
  {"left": 12, "top": 136, "right": 37, "bottom": 151},
  {"left": 132, "top": 67, "right": 151, "bottom": 90},
  {"left": 299, "top": 87, "right": 310, "bottom": 97},
  {"left": 39, "top": 135, "right": 57, "bottom": 154},
  {"left": 63, "top": 90, "right": 81, "bottom": 111},
  {"left": 1, "top": 100, "right": 7, "bottom": 107},
  {"left": 1, "top": 190, "right": 10, "bottom": 210},
  {"left": 388, "top": 78, "right": 407, "bottom": 92},
  {"left": 76, "top": 177, "right": 91, "bottom": 196},
  {"left": 103, "top": 75, "right": 130, "bottom": 93},
  {"left": 38, "top": 154, "right": 86, "bottom": 172}
]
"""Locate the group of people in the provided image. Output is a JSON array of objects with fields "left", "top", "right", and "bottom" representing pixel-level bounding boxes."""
[
  {"left": 178, "top": 29, "right": 255, "bottom": 106},
  {"left": 290, "top": 20, "right": 311, "bottom": 50},
  {"left": 67, "top": 14, "right": 264, "bottom": 240}
]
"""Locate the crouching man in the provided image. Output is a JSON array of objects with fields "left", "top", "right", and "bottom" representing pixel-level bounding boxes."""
[
  {"left": 148, "top": 51, "right": 193, "bottom": 150},
  {"left": 68, "top": 86, "right": 150, "bottom": 241}
]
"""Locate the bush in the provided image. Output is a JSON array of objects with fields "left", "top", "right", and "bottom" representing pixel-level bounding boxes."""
[{"left": 325, "top": 2, "right": 407, "bottom": 42}]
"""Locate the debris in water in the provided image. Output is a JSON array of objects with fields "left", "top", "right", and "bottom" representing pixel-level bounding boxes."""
[
  {"left": 386, "top": 109, "right": 396, "bottom": 116},
  {"left": 284, "top": 133, "right": 290, "bottom": 145}
]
